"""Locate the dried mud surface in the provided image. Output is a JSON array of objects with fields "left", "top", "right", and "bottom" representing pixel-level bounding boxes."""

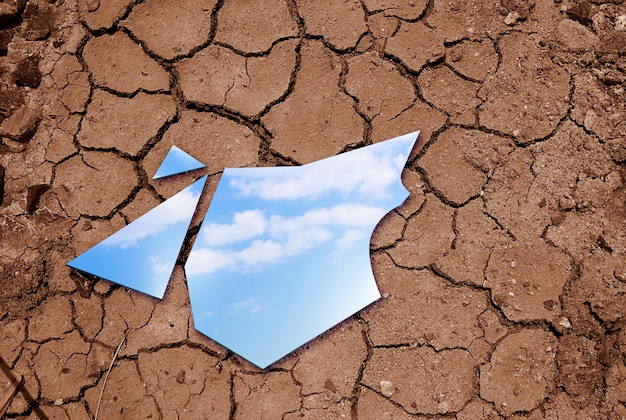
[{"left": 0, "top": 0, "right": 625, "bottom": 418}]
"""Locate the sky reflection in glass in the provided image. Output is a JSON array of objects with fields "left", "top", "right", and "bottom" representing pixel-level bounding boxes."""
[
  {"left": 185, "top": 132, "right": 419, "bottom": 368},
  {"left": 67, "top": 175, "right": 207, "bottom": 299},
  {"left": 153, "top": 145, "right": 205, "bottom": 179}
]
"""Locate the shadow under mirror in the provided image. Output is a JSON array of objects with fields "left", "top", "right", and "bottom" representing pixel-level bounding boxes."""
[
  {"left": 68, "top": 175, "right": 207, "bottom": 299},
  {"left": 185, "top": 132, "right": 420, "bottom": 368}
]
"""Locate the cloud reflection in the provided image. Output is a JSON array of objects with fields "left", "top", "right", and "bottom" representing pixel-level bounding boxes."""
[
  {"left": 68, "top": 176, "right": 207, "bottom": 299},
  {"left": 185, "top": 132, "right": 419, "bottom": 368}
]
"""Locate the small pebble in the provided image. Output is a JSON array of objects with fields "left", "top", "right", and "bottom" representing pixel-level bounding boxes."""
[
  {"left": 559, "top": 317, "right": 572, "bottom": 329},
  {"left": 616, "top": 15, "right": 626, "bottom": 32},
  {"left": 380, "top": 380, "right": 394, "bottom": 397},
  {"left": 505, "top": 12, "right": 520, "bottom": 26},
  {"left": 86, "top": 0, "right": 100, "bottom": 12}
]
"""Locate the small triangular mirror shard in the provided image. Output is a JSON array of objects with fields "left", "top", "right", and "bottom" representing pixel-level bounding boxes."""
[
  {"left": 153, "top": 145, "right": 205, "bottom": 179},
  {"left": 68, "top": 175, "right": 207, "bottom": 299}
]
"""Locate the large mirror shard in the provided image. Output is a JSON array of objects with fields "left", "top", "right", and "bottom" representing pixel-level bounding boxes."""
[
  {"left": 68, "top": 175, "right": 207, "bottom": 299},
  {"left": 153, "top": 145, "right": 205, "bottom": 179},
  {"left": 185, "top": 132, "right": 419, "bottom": 368}
]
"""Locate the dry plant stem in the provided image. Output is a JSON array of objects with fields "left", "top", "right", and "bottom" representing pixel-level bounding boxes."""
[
  {"left": 0, "top": 375, "right": 24, "bottom": 417},
  {"left": 94, "top": 336, "right": 126, "bottom": 420}
]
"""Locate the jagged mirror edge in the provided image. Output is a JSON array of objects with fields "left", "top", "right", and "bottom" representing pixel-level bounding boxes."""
[
  {"left": 67, "top": 175, "right": 207, "bottom": 299},
  {"left": 185, "top": 131, "right": 420, "bottom": 368},
  {"left": 153, "top": 145, "right": 206, "bottom": 179}
]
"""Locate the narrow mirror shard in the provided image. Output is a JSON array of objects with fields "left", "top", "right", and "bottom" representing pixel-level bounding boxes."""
[
  {"left": 68, "top": 175, "right": 207, "bottom": 299},
  {"left": 153, "top": 145, "right": 206, "bottom": 179},
  {"left": 185, "top": 132, "right": 419, "bottom": 368}
]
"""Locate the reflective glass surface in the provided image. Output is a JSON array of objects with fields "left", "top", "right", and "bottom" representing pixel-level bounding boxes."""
[
  {"left": 185, "top": 132, "right": 419, "bottom": 368},
  {"left": 153, "top": 145, "right": 205, "bottom": 179},
  {"left": 68, "top": 175, "right": 207, "bottom": 299}
]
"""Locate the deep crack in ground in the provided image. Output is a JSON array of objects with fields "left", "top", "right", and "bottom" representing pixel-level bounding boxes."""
[{"left": 1, "top": 0, "right": 626, "bottom": 418}]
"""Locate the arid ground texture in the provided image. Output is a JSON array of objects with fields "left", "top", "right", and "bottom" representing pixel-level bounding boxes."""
[{"left": 0, "top": 0, "right": 625, "bottom": 418}]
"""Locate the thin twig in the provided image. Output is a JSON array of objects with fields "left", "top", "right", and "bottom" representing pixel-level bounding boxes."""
[
  {"left": 94, "top": 336, "right": 126, "bottom": 420},
  {"left": 0, "top": 375, "right": 23, "bottom": 418}
]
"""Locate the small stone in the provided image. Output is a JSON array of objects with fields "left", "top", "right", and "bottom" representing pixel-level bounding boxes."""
[
  {"left": 85, "top": 0, "right": 100, "bottom": 12},
  {"left": 615, "top": 15, "right": 626, "bottom": 32},
  {"left": 1, "top": 137, "right": 25, "bottom": 152},
  {"left": 380, "top": 380, "right": 394, "bottom": 397},
  {"left": 22, "top": 2, "right": 53, "bottom": 41},
  {"left": 559, "top": 195, "right": 575, "bottom": 210},
  {"left": 0, "top": 4, "right": 18, "bottom": 26},
  {"left": 599, "top": 70, "right": 626, "bottom": 86},
  {"left": 566, "top": 1, "right": 592, "bottom": 26},
  {"left": 382, "top": 292, "right": 390, "bottom": 298},
  {"left": 26, "top": 184, "right": 50, "bottom": 213},
  {"left": 510, "top": 261, "right": 516, "bottom": 268},
  {"left": 0, "top": 26, "right": 17, "bottom": 55},
  {"left": 557, "top": 19, "right": 599, "bottom": 53},
  {"left": 558, "top": 317, "right": 572, "bottom": 329},
  {"left": 551, "top": 211, "right": 566, "bottom": 225},
  {"left": 54, "top": 398, "right": 63, "bottom": 406},
  {"left": 605, "top": 171, "right": 622, "bottom": 191},
  {"left": 0, "top": 105, "right": 40, "bottom": 142},
  {"left": 12, "top": 55, "right": 42, "bottom": 88},
  {"left": 504, "top": 12, "right": 520, "bottom": 26},
  {"left": 176, "top": 370, "right": 185, "bottom": 384}
]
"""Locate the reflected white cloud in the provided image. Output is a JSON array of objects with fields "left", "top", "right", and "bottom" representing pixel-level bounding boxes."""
[
  {"left": 269, "top": 204, "right": 385, "bottom": 236},
  {"left": 185, "top": 132, "right": 420, "bottom": 368},
  {"left": 229, "top": 297, "right": 262, "bottom": 315},
  {"left": 68, "top": 131, "right": 421, "bottom": 369},
  {"left": 229, "top": 135, "right": 412, "bottom": 201},
  {"left": 202, "top": 209, "right": 267, "bottom": 247},
  {"left": 186, "top": 247, "right": 236, "bottom": 276},
  {"left": 68, "top": 176, "right": 207, "bottom": 299},
  {"left": 335, "top": 229, "right": 366, "bottom": 254},
  {"left": 187, "top": 202, "right": 384, "bottom": 277},
  {"left": 103, "top": 187, "right": 200, "bottom": 249}
]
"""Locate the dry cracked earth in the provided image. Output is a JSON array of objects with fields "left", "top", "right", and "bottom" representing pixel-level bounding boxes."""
[{"left": 0, "top": 0, "right": 625, "bottom": 418}]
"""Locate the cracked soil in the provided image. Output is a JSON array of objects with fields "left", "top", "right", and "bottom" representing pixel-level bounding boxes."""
[{"left": 0, "top": 0, "right": 626, "bottom": 418}]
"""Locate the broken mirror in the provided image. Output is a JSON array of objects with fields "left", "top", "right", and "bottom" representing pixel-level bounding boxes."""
[
  {"left": 185, "top": 131, "right": 419, "bottom": 368},
  {"left": 67, "top": 175, "right": 207, "bottom": 299},
  {"left": 153, "top": 145, "right": 205, "bottom": 179}
]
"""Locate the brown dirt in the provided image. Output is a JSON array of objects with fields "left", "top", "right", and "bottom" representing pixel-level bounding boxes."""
[{"left": 0, "top": 0, "right": 625, "bottom": 418}]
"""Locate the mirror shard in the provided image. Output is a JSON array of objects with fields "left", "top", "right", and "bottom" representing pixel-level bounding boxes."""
[
  {"left": 153, "top": 145, "right": 205, "bottom": 179},
  {"left": 67, "top": 175, "right": 207, "bottom": 299},
  {"left": 185, "top": 131, "right": 420, "bottom": 368},
  {"left": 67, "top": 131, "right": 420, "bottom": 369}
]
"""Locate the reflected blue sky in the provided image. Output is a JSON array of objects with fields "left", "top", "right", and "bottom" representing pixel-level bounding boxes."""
[
  {"left": 185, "top": 132, "right": 419, "bottom": 368},
  {"left": 153, "top": 145, "right": 205, "bottom": 179},
  {"left": 68, "top": 176, "right": 207, "bottom": 299}
]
